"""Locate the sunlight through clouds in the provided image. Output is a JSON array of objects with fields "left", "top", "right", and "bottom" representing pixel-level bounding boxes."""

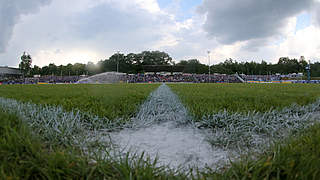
[{"left": 0, "top": 0, "right": 320, "bottom": 67}]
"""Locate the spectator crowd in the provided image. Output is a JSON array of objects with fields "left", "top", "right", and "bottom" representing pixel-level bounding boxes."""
[
  {"left": 239, "top": 74, "right": 281, "bottom": 82},
  {"left": 126, "top": 73, "right": 242, "bottom": 83},
  {"left": 2, "top": 73, "right": 320, "bottom": 84},
  {"left": 0, "top": 75, "right": 81, "bottom": 84}
]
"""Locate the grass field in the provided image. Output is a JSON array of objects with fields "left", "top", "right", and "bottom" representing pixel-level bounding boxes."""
[
  {"left": 169, "top": 83, "right": 320, "bottom": 119},
  {"left": 0, "top": 84, "right": 159, "bottom": 120},
  {"left": 1, "top": 83, "right": 320, "bottom": 179},
  {"left": 1, "top": 108, "right": 320, "bottom": 179},
  {"left": 202, "top": 123, "right": 320, "bottom": 179},
  {"left": 0, "top": 109, "right": 183, "bottom": 179}
]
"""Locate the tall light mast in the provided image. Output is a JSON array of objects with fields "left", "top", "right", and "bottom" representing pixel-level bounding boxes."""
[
  {"left": 207, "top": 51, "right": 211, "bottom": 83},
  {"left": 116, "top": 51, "right": 120, "bottom": 73},
  {"left": 306, "top": 60, "right": 311, "bottom": 82}
]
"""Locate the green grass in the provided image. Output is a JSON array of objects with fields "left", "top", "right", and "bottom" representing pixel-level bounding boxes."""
[
  {"left": 0, "top": 109, "right": 185, "bottom": 179},
  {"left": 206, "top": 123, "right": 320, "bottom": 180},
  {"left": 0, "top": 84, "right": 159, "bottom": 120},
  {"left": 1, "top": 83, "right": 320, "bottom": 179},
  {"left": 169, "top": 83, "right": 320, "bottom": 119},
  {"left": 2, "top": 108, "right": 320, "bottom": 179}
]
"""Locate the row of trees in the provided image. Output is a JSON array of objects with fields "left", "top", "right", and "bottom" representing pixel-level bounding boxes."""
[
  {"left": 23, "top": 51, "right": 174, "bottom": 76},
  {"left": 208, "top": 57, "right": 308, "bottom": 75},
  {"left": 20, "top": 51, "right": 319, "bottom": 77}
]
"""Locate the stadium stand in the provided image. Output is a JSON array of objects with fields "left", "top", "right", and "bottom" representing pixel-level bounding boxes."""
[
  {"left": 126, "top": 73, "right": 242, "bottom": 83},
  {"left": 0, "top": 66, "right": 22, "bottom": 84},
  {"left": 240, "top": 74, "right": 281, "bottom": 82},
  {"left": 38, "top": 75, "right": 82, "bottom": 83},
  {"left": 2, "top": 70, "right": 319, "bottom": 84},
  {"left": 0, "top": 66, "right": 22, "bottom": 78}
]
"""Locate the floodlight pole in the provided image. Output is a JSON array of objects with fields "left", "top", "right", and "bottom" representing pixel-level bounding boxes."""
[
  {"left": 207, "top": 51, "right": 211, "bottom": 83},
  {"left": 306, "top": 60, "right": 311, "bottom": 82},
  {"left": 116, "top": 51, "right": 120, "bottom": 73}
]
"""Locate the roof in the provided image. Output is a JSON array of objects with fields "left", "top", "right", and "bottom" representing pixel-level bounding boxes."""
[{"left": 0, "top": 66, "right": 22, "bottom": 75}]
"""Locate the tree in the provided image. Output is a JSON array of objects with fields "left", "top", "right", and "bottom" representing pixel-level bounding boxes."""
[
  {"left": 311, "top": 62, "right": 320, "bottom": 77},
  {"left": 48, "top": 63, "right": 58, "bottom": 75},
  {"left": 275, "top": 57, "right": 300, "bottom": 74},
  {"left": 30, "top": 65, "right": 41, "bottom": 76},
  {"left": 27, "top": 50, "right": 318, "bottom": 77},
  {"left": 57, "top": 65, "right": 64, "bottom": 76},
  {"left": 298, "top": 56, "right": 308, "bottom": 73},
  {"left": 19, "top": 52, "right": 32, "bottom": 77},
  {"left": 177, "top": 59, "right": 208, "bottom": 74},
  {"left": 140, "top": 51, "right": 173, "bottom": 65},
  {"left": 86, "top": 62, "right": 100, "bottom": 75},
  {"left": 72, "top": 63, "right": 86, "bottom": 75},
  {"left": 65, "top": 63, "right": 73, "bottom": 76}
]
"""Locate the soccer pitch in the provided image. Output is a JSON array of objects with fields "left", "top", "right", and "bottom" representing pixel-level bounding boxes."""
[
  {"left": 1, "top": 83, "right": 320, "bottom": 179},
  {"left": 169, "top": 83, "right": 320, "bottom": 119}
]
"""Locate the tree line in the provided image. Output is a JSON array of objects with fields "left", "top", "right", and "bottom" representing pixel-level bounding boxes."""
[
  {"left": 20, "top": 51, "right": 320, "bottom": 77},
  {"left": 26, "top": 51, "right": 173, "bottom": 76}
]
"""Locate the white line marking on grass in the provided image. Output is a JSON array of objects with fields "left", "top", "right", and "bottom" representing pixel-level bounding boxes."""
[
  {"left": 109, "top": 84, "right": 229, "bottom": 170},
  {"left": 0, "top": 97, "right": 121, "bottom": 148},
  {"left": 200, "top": 102, "right": 320, "bottom": 152},
  {"left": 2, "top": 84, "right": 320, "bottom": 172}
]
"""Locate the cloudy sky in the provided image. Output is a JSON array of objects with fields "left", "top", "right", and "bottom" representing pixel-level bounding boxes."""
[{"left": 1, "top": 0, "right": 320, "bottom": 67}]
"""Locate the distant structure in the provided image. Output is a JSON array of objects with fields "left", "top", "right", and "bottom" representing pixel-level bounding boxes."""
[
  {"left": 306, "top": 61, "right": 311, "bottom": 82},
  {"left": 77, "top": 72, "right": 126, "bottom": 84},
  {"left": 0, "top": 66, "right": 22, "bottom": 80}
]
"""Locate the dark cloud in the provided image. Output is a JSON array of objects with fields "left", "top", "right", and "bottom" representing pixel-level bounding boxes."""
[
  {"left": 0, "top": 0, "right": 52, "bottom": 53},
  {"left": 313, "top": 1, "right": 320, "bottom": 26},
  {"left": 240, "top": 38, "right": 270, "bottom": 52},
  {"left": 198, "top": 0, "right": 314, "bottom": 44}
]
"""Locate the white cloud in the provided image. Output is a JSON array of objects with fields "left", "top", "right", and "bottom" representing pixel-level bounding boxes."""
[
  {"left": 311, "top": 1, "right": 320, "bottom": 26},
  {"left": 208, "top": 16, "right": 320, "bottom": 64},
  {"left": 0, "top": 0, "right": 179, "bottom": 67},
  {"left": 1, "top": 0, "right": 320, "bottom": 68},
  {"left": 134, "top": 0, "right": 161, "bottom": 13},
  {"left": 34, "top": 49, "right": 102, "bottom": 66},
  {"left": 198, "top": 0, "right": 313, "bottom": 45},
  {"left": 276, "top": 25, "right": 320, "bottom": 62},
  {"left": 0, "top": 0, "right": 52, "bottom": 53}
]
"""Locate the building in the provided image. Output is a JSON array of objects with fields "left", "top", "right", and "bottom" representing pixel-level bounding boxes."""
[{"left": 0, "top": 66, "right": 22, "bottom": 80}]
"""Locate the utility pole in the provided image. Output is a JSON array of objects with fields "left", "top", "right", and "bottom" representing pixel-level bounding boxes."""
[
  {"left": 306, "top": 60, "right": 311, "bottom": 82},
  {"left": 207, "top": 51, "right": 211, "bottom": 83},
  {"left": 117, "top": 51, "right": 120, "bottom": 73}
]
